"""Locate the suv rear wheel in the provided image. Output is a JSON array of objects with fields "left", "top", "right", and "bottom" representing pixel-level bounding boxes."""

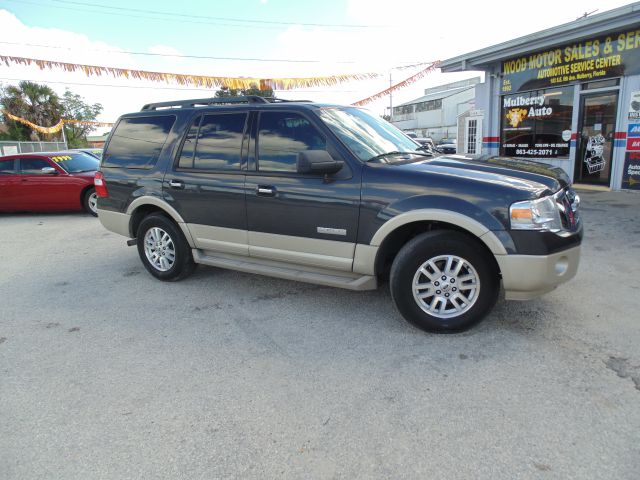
[
  {"left": 390, "top": 231, "right": 499, "bottom": 333},
  {"left": 137, "top": 214, "right": 195, "bottom": 281}
]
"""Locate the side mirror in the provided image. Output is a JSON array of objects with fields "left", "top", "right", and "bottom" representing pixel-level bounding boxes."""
[
  {"left": 297, "top": 150, "right": 344, "bottom": 175},
  {"left": 42, "top": 167, "right": 58, "bottom": 175}
]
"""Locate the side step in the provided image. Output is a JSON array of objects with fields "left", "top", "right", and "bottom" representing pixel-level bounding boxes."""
[{"left": 192, "top": 249, "right": 377, "bottom": 291}]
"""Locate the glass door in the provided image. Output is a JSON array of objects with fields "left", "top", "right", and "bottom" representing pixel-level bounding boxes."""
[{"left": 574, "top": 92, "right": 618, "bottom": 186}]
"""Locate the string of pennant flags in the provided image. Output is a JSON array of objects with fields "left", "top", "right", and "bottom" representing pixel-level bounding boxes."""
[
  {"left": 0, "top": 54, "right": 441, "bottom": 131},
  {"left": 0, "top": 54, "right": 390, "bottom": 91},
  {"left": 1, "top": 110, "right": 114, "bottom": 135}
]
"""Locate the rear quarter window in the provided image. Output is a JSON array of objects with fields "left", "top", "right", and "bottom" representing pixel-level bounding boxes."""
[{"left": 102, "top": 115, "right": 176, "bottom": 169}]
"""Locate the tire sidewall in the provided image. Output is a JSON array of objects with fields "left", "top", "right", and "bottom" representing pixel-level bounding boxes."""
[
  {"left": 390, "top": 231, "right": 499, "bottom": 333},
  {"left": 137, "top": 215, "right": 193, "bottom": 281},
  {"left": 83, "top": 187, "right": 98, "bottom": 216}
]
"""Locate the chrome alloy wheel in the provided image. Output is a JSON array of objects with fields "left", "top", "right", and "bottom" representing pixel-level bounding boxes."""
[
  {"left": 143, "top": 227, "right": 176, "bottom": 272},
  {"left": 412, "top": 255, "right": 480, "bottom": 319},
  {"left": 87, "top": 192, "right": 98, "bottom": 214}
]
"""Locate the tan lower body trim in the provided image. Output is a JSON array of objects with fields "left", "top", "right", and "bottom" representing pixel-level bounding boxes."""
[
  {"left": 97, "top": 209, "right": 130, "bottom": 237},
  {"left": 187, "top": 224, "right": 248, "bottom": 255},
  {"left": 248, "top": 231, "right": 355, "bottom": 272},
  {"left": 496, "top": 245, "right": 581, "bottom": 301},
  {"left": 353, "top": 244, "right": 378, "bottom": 275}
]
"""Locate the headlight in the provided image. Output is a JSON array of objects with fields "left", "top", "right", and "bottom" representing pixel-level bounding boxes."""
[{"left": 510, "top": 195, "right": 562, "bottom": 231}]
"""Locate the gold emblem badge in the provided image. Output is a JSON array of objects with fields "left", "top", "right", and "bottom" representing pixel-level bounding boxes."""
[{"left": 506, "top": 108, "right": 528, "bottom": 128}]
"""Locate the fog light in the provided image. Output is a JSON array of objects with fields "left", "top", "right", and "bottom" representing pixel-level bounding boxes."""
[{"left": 555, "top": 257, "right": 569, "bottom": 276}]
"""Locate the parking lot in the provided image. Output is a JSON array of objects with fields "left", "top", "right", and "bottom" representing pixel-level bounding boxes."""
[{"left": 1, "top": 189, "right": 639, "bottom": 479}]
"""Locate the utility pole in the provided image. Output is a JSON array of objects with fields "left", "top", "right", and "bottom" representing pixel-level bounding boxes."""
[{"left": 61, "top": 124, "right": 67, "bottom": 148}]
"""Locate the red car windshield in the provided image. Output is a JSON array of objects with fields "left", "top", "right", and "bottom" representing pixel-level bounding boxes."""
[{"left": 50, "top": 153, "right": 100, "bottom": 173}]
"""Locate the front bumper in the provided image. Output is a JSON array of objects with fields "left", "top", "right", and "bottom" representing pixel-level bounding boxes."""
[{"left": 496, "top": 244, "right": 581, "bottom": 300}]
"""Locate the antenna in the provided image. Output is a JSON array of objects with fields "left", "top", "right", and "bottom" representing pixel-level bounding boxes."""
[{"left": 577, "top": 9, "right": 598, "bottom": 19}]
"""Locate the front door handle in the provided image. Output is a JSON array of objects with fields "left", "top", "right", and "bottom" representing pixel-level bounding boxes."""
[
  {"left": 169, "top": 179, "right": 185, "bottom": 189},
  {"left": 256, "top": 185, "right": 276, "bottom": 197}
]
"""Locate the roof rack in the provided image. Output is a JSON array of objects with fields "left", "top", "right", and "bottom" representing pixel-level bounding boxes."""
[{"left": 141, "top": 95, "right": 313, "bottom": 111}]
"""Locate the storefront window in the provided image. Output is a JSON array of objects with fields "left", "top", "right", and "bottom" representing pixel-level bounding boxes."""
[{"left": 500, "top": 86, "right": 573, "bottom": 158}]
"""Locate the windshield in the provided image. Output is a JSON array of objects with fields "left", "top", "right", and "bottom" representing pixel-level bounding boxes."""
[
  {"left": 317, "top": 107, "right": 422, "bottom": 162},
  {"left": 50, "top": 153, "right": 100, "bottom": 173}
]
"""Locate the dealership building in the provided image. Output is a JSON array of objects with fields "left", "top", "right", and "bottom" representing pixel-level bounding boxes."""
[{"left": 440, "top": 2, "right": 640, "bottom": 190}]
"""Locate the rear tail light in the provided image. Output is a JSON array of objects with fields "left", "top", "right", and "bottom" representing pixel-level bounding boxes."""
[{"left": 94, "top": 171, "right": 109, "bottom": 197}]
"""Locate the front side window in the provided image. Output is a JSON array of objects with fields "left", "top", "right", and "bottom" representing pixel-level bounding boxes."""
[
  {"left": 103, "top": 115, "right": 176, "bottom": 169},
  {"left": 19, "top": 158, "right": 52, "bottom": 174},
  {"left": 257, "top": 112, "right": 326, "bottom": 173}
]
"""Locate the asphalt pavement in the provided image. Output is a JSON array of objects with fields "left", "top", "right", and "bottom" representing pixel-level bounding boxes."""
[{"left": 1, "top": 189, "right": 639, "bottom": 479}]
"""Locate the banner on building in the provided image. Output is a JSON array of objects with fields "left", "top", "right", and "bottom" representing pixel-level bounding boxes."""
[
  {"left": 621, "top": 151, "right": 640, "bottom": 190},
  {"left": 500, "top": 29, "right": 640, "bottom": 93}
]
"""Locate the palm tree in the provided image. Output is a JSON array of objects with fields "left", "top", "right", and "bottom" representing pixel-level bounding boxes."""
[{"left": 0, "top": 81, "right": 62, "bottom": 141}]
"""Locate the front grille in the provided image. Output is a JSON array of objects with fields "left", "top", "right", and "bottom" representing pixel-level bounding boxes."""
[{"left": 555, "top": 187, "right": 580, "bottom": 231}]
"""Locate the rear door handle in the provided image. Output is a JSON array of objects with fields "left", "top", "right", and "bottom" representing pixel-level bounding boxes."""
[
  {"left": 256, "top": 185, "right": 276, "bottom": 197},
  {"left": 169, "top": 179, "right": 185, "bottom": 189}
]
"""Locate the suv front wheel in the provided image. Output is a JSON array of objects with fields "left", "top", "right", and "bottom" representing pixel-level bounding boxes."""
[
  {"left": 136, "top": 214, "right": 195, "bottom": 281},
  {"left": 390, "top": 231, "right": 499, "bottom": 333}
]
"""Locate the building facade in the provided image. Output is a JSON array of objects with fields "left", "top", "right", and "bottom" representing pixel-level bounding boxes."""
[
  {"left": 391, "top": 78, "right": 480, "bottom": 143},
  {"left": 440, "top": 2, "right": 640, "bottom": 190}
]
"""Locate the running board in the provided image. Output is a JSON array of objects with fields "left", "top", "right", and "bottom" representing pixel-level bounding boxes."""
[{"left": 193, "top": 249, "right": 377, "bottom": 291}]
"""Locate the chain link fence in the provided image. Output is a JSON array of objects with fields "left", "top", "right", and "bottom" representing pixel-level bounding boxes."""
[{"left": 0, "top": 141, "right": 68, "bottom": 156}]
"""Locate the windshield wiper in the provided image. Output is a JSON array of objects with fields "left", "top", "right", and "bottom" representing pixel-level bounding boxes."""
[{"left": 366, "top": 150, "right": 432, "bottom": 162}]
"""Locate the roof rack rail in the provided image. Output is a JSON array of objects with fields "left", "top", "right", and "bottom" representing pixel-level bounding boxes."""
[
  {"left": 141, "top": 95, "right": 269, "bottom": 111},
  {"left": 141, "top": 95, "right": 313, "bottom": 111}
]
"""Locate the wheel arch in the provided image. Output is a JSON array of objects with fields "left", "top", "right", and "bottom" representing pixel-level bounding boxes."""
[
  {"left": 79, "top": 184, "right": 95, "bottom": 207},
  {"left": 369, "top": 209, "right": 506, "bottom": 278},
  {"left": 126, "top": 196, "right": 195, "bottom": 248}
]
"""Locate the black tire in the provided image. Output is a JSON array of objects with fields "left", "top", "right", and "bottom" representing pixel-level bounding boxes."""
[
  {"left": 136, "top": 214, "right": 195, "bottom": 281},
  {"left": 390, "top": 230, "right": 499, "bottom": 333},
  {"left": 82, "top": 187, "right": 98, "bottom": 216}
]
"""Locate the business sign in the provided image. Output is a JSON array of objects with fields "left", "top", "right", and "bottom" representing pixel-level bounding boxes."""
[
  {"left": 622, "top": 152, "right": 640, "bottom": 190},
  {"left": 627, "top": 137, "right": 640, "bottom": 151},
  {"left": 500, "top": 29, "right": 640, "bottom": 93}
]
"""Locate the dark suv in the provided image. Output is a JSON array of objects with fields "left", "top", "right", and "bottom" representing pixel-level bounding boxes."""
[{"left": 95, "top": 96, "right": 582, "bottom": 333}]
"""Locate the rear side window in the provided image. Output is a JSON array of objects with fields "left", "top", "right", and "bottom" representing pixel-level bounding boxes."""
[
  {"left": 0, "top": 159, "right": 16, "bottom": 174},
  {"left": 19, "top": 158, "right": 52, "bottom": 174},
  {"left": 177, "top": 113, "right": 246, "bottom": 171},
  {"left": 257, "top": 112, "right": 326, "bottom": 173},
  {"left": 103, "top": 115, "right": 176, "bottom": 169}
]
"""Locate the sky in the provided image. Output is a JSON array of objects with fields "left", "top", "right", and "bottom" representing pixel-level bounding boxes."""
[{"left": 0, "top": 0, "right": 634, "bottom": 135}]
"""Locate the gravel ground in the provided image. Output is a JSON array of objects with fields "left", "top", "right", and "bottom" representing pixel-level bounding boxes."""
[{"left": 1, "top": 189, "right": 639, "bottom": 480}]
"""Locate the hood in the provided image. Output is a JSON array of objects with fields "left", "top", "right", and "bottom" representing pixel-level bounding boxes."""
[{"left": 377, "top": 154, "right": 568, "bottom": 195}]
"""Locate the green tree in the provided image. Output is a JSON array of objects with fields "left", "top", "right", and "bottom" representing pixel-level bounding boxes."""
[
  {"left": 60, "top": 90, "right": 103, "bottom": 148},
  {"left": 0, "top": 81, "right": 62, "bottom": 141},
  {"left": 215, "top": 83, "right": 274, "bottom": 99}
]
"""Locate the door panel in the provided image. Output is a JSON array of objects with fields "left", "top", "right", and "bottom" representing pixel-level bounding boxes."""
[
  {"left": 164, "top": 111, "right": 248, "bottom": 254},
  {"left": 18, "top": 158, "right": 78, "bottom": 210},
  {"left": 0, "top": 159, "right": 18, "bottom": 211},
  {"left": 245, "top": 110, "right": 361, "bottom": 271}
]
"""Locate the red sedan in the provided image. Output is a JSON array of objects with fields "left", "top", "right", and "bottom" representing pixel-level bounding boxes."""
[{"left": 0, "top": 151, "right": 99, "bottom": 216}]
